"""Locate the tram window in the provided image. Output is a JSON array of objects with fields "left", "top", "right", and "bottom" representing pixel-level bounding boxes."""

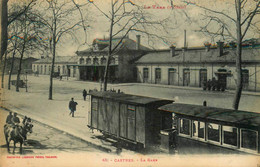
[
  {"left": 180, "top": 118, "right": 190, "bottom": 135},
  {"left": 223, "top": 126, "right": 238, "bottom": 147},
  {"left": 192, "top": 121, "right": 205, "bottom": 139},
  {"left": 241, "top": 129, "right": 257, "bottom": 151},
  {"left": 207, "top": 123, "right": 220, "bottom": 142}
]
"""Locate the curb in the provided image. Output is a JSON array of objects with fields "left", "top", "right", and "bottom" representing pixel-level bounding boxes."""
[
  {"left": 124, "top": 83, "right": 260, "bottom": 97},
  {"left": 0, "top": 105, "right": 115, "bottom": 154}
]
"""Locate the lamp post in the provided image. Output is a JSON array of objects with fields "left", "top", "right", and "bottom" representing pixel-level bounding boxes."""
[{"left": 25, "top": 71, "right": 28, "bottom": 92}]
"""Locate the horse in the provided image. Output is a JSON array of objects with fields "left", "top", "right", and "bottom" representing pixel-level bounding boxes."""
[{"left": 4, "top": 122, "right": 33, "bottom": 154}]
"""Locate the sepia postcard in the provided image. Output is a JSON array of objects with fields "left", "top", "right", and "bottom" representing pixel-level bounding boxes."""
[{"left": 0, "top": 0, "right": 260, "bottom": 166}]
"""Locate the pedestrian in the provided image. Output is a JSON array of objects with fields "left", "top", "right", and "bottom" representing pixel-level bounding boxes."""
[
  {"left": 6, "top": 112, "right": 13, "bottom": 124},
  {"left": 69, "top": 98, "right": 78, "bottom": 117},
  {"left": 83, "top": 89, "right": 87, "bottom": 101}
]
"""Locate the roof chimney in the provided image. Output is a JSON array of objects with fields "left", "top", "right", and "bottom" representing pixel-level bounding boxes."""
[
  {"left": 170, "top": 45, "right": 176, "bottom": 57},
  {"left": 217, "top": 40, "right": 224, "bottom": 56},
  {"left": 136, "top": 35, "right": 141, "bottom": 50},
  {"left": 204, "top": 42, "right": 211, "bottom": 52}
]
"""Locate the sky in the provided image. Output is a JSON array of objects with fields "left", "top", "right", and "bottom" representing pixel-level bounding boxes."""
[{"left": 8, "top": 0, "right": 260, "bottom": 57}]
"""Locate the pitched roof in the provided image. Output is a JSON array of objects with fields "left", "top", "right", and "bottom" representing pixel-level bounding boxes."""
[
  {"left": 77, "top": 36, "right": 151, "bottom": 54},
  {"left": 135, "top": 47, "right": 260, "bottom": 64},
  {"left": 34, "top": 56, "right": 78, "bottom": 64},
  {"left": 159, "top": 103, "right": 260, "bottom": 127},
  {"left": 89, "top": 91, "right": 173, "bottom": 105}
]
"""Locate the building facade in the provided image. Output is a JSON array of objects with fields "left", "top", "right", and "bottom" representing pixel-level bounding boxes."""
[
  {"left": 74, "top": 36, "right": 150, "bottom": 83},
  {"left": 135, "top": 45, "right": 260, "bottom": 91},
  {"left": 32, "top": 56, "right": 78, "bottom": 77},
  {"left": 6, "top": 57, "right": 38, "bottom": 74}
]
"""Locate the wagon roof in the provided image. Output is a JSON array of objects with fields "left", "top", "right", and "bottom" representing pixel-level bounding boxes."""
[
  {"left": 89, "top": 91, "right": 173, "bottom": 105},
  {"left": 159, "top": 103, "right": 260, "bottom": 127}
]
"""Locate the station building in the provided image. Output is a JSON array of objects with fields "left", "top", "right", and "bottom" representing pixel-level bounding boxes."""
[
  {"left": 32, "top": 56, "right": 78, "bottom": 77},
  {"left": 73, "top": 35, "right": 150, "bottom": 83},
  {"left": 135, "top": 44, "right": 260, "bottom": 91}
]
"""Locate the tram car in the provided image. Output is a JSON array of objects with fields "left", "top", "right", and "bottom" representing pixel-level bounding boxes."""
[
  {"left": 159, "top": 103, "right": 260, "bottom": 155},
  {"left": 88, "top": 91, "right": 260, "bottom": 155}
]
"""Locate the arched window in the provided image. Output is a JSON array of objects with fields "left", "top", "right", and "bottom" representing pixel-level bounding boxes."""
[
  {"left": 242, "top": 69, "right": 249, "bottom": 89},
  {"left": 44, "top": 65, "right": 47, "bottom": 74},
  {"left": 110, "top": 57, "right": 115, "bottom": 64},
  {"left": 40, "top": 65, "right": 43, "bottom": 74},
  {"left": 93, "top": 57, "right": 99, "bottom": 65},
  {"left": 86, "top": 58, "right": 91, "bottom": 64},
  {"left": 101, "top": 57, "right": 106, "bottom": 65},
  {"left": 155, "top": 68, "right": 161, "bottom": 84},
  {"left": 79, "top": 58, "right": 84, "bottom": 64}
]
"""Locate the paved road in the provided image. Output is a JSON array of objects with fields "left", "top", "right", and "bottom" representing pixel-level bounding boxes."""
[
  {"left": 16, "top": 75, "right": 260, "bottom": 112},
  {"left": 0, "top": 109, "right": 103, "bottom": 155}
]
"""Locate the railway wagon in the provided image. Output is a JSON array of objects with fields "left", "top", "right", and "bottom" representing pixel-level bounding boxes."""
[
  {"left": 88, "top": 91, "right": 173, "bottom": 148},
  {"left": 159, "top": 103, "right": 260, "bottom": 155}
]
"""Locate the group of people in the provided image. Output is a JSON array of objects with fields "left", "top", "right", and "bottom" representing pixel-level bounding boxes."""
[
  {"left": 202, "top": 77, "right": 226, "bottom": 91},
  {"left": 6, "top": 112, "right": 31, "bottom": 127},
  {"left": 68, "top": 88, "right": 122, "bottom": 118}
]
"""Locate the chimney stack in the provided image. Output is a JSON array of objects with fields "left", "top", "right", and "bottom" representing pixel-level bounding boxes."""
[
  {"left": 136, "top": 35, "right": 141, "bottom": 50},
  {"left": 217, "top": 41, "right": 224, "bottom": 56},
  {"left": 204, "top": 42, "right": 211, "bottom": 52},
  {"left": 170, "top": 45, "right": 176, "bottom": 57}
]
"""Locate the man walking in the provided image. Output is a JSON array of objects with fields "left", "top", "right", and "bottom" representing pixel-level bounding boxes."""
[
  {"left": 69, "top": 98, "right": 78, "bottom": 117},
  {"left": 83, "top": 89, "right": 87, "bottom": 101}
]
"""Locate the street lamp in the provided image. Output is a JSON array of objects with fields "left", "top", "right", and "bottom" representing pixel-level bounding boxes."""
[{"left": 25, "top": 72, "right": 28, "bottom": 92}]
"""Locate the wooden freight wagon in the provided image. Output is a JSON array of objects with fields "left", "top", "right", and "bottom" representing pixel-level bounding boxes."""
[{"left": 88, "top": 91, "right": 173, "bottom": 148}]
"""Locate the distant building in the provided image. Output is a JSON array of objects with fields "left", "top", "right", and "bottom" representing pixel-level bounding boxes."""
[
  {"left": 6, "top": 57, "right": 38, "bottom": 74},
  {"left": 135, "top": 43, "right": 260, "bottom": 91},
  {"left": 74, "top": 35, "right": 150, "bottom": 83},
  {"left": 32, "top": 56, "right": 78, "bottom": 76}
]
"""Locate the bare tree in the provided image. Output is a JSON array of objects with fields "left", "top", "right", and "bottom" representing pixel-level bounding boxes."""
[
  {"left": 1, "top": 0, "right": 36, "bottom": 89},
  {"left": 35, "top": 0, "right": 89, "bottom": 100},
  {"left": 8, "top": 38, "right": 17, "bottom": 90},
  {"left": 89, "top": 0, "right": 171, "bottom": 91},
  {"left": 0, "top": 0, "right": 8, "bottom": 59},
  {"left": 182, "top": 0, "right": 260, "bottom": 110}
]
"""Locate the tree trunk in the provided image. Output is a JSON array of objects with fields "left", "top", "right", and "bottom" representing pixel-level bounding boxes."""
[
  {"left": 16, "top": 39, "right": 26, "bottom": 92},
  {"left": 0, "top": 0, "right": 8, "bottom": 59},
  {"left": 48, "top": 42, "right": 55, "bottom": 100},
  {"left": 8, "top": 42, "right": 17, "bottom": 90},
  {"left": 49, "top": 24, "right": 56, "bottom": 100},
  {"left": 1, "top": 51, "right": 7, "bottom": 88},
  {"left": 232, "top": 0, "right": 242, "bottom": 110},
  {"left": 103, "top": 0, "right": 114, "bottom": 91}
]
